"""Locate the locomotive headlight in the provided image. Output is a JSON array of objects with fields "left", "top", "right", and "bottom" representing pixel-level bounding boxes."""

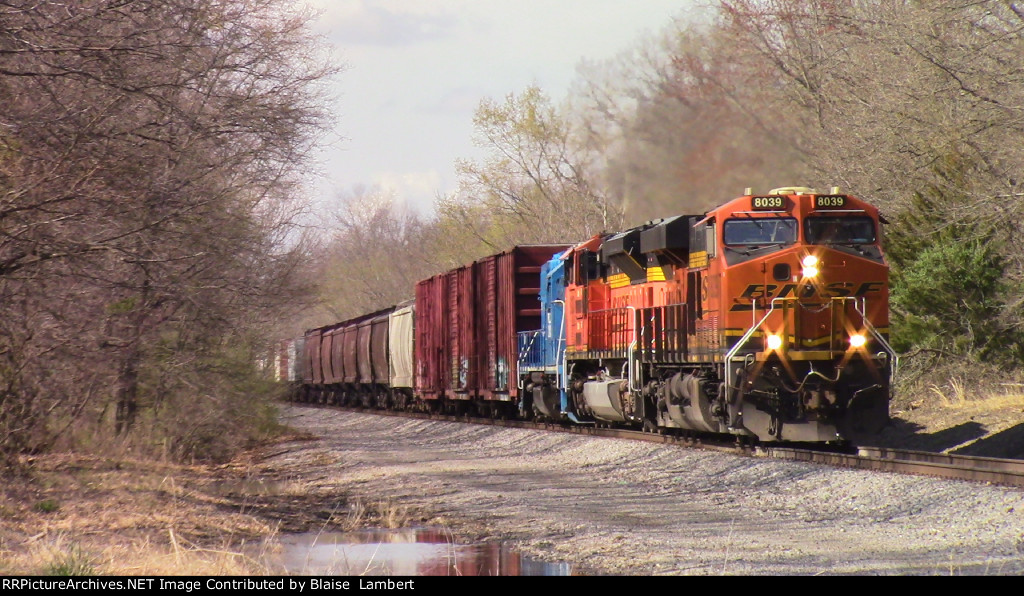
[
  {"left": 801, "top": 255, "right": 819, "bottom": 278},
  {"left": 849, "top": 333, "right": 867, "bottom": 349},
  {"left": 766, "top": 334, "right": 783, "bottom": 351}
]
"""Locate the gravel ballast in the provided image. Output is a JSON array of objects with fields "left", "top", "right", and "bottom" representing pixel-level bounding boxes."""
[{"left": 268, "top": 406, "right": 1024, "bottom": 575}]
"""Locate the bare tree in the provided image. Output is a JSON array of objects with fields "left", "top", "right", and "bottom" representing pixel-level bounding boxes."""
[
  {"left": 572, "top": 13, "right": 812, "bottom": 223},
  {"left": 718, "top": 0, "right": 1024, "bottom": 213},
  {"left": 0, "top": 0, "right": 336, "bottom": 461},
  {"left": 715, "top": 0, "right": 1024, "bottom": 364},
  {"left": 447, "top": 85, "right": 622, "bottom": 249},
  {"left": 314, "top": 186, "right": 428, "bottom": 323}
]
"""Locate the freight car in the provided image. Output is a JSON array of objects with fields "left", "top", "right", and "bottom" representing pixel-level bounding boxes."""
[
  {"left": 289, "top": 246, "right": 570, "bottom": 417},
  {"left": 282, "top": 186, "right": 896, "bottom": 444},
  {"left": 294, "top": 301, "right": 414, "bottom": 408},
  {"left": 413, "top": 245, "right": 572, "bottom": 417}
]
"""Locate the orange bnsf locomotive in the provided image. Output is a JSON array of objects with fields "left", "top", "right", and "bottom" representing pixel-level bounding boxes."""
[{"left": 544, "top": 186, "right": 895, "bottom": 442}]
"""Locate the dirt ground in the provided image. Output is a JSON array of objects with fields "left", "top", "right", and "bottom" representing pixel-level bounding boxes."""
[
  {"left": 871, "top": 391, "right": 1024, "bottom": 458},
  {"left": 2, "top": 398, "right": 1024, "bottom": 576}
]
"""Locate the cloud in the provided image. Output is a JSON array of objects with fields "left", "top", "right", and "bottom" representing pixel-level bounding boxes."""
[
  {"left": 310, "top": 0, "right": 458, "bottom": 46},
  {"left": 418, "top": 86, "right": 487, "bottom": 115},
  {"left": 303, "top": 0, "right": 688, "bottom": 212},
  {"left": 374, "top": 170, "right": 446, "bottom": 205}
]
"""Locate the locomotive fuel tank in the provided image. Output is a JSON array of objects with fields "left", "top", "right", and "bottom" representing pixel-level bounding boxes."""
[
  {"left": 525, "top": 372, "right": 561, "bottom": 419},
  {"left": 581, "top": 377, "right": 632, "bottom": 423},
  {"left": 657, "top": 373, "right": 722, "bottom": 434}
]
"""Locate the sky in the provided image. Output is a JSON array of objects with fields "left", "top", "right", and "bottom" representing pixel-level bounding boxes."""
[{"left": 303, "top": 0, "right": 690, "bottom": 214}]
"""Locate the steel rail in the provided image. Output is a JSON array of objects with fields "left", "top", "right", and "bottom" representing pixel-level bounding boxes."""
[{"left": 766, "top": 446, "right": 1024, "bottom": 488}]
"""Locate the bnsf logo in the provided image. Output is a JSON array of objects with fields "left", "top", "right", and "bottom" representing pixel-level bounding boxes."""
[{"left": 730, "top": 282, "right": 884, "bottom": 311}]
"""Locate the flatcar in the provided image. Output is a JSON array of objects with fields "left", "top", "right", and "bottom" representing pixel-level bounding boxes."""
[{"left": 282, "top": 186, "right": 896, "bottom": 444}]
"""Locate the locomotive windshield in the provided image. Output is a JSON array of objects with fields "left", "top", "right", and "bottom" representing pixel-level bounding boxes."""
[
  {"left": 723, "top": 217, "right": 797, "bottom": 246},
  {"left": 805, "top": 216, "right": 876, "bottom": 245}
]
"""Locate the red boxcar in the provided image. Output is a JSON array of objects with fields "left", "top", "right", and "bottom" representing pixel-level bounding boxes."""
[
  {"left": 414, "top": 245, "right": 570, "bottom": 413},
  {"left": 449, "top": 266, "right": 475, "bottom": 395},
  {"left": 415, "top": 273, "right": 448, "bottom": 401}
]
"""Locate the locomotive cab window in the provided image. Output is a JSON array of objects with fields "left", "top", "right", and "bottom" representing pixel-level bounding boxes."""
[
  {"left": 705, "top": 221, "right": 716, "bottom": 258},
  {"left": 723, "top": 217, "right": 797, "bottom": 246},
  {"left": 805, "top": 216, "right": 876, "bottom": 245},
  {"left": 570, "top": 250, "right": 601, "bottom": 284}
]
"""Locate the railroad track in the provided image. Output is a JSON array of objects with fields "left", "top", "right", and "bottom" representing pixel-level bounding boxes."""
[
  {"left": 769, "top": 446, "right": 1024, "bottom": 488},
  {"left": 297, "top": 402, "right": 1024, "bottom": 489}
]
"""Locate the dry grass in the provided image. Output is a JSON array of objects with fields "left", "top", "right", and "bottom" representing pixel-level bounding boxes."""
[
  {"left": 929, "top": 376, "right": 968, "bottom": 407},
  {"left": 928, "top": 378, "right": 1024, "bottom": 412},
  {"left": 373, "top": 499, "right": 413, "bottom": 530},
  {"left": 313, "top": 497, "right": 413, "bottom": 534},
  {"left": 0, "top": 447, "right": 424, "bottom": 576},
  {"left": 882, "top": 374, "right": 1024, "bottom": 456},
  {"left": 106, "top": 531, "right": 272, "bottom": 575},
  {"left": 0, "top": 531, "right": 273, "bottom": 576}
]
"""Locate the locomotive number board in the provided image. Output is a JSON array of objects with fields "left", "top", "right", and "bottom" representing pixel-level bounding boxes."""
[
  {"left": 813, "top": 195, "right": 847, "bottom": 208},
  {"left": 749, "top": 196, "right": 787, "bottom": 210}
]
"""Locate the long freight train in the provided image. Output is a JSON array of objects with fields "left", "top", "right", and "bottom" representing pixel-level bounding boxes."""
[{"left": 275, "top": 187, "right": 897, "bottom": 443}]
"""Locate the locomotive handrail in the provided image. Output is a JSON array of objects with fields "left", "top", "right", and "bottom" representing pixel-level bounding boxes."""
[
  {"left": 853, "top": 297, "right": 899, "bottom": 377},
  {"left": 627, "top": 306, "right": 638, "bottom": 392},
  {"left": 553, "top": 299, "right": 566, "bottom": 393},
  {"left": 515, "top": 330, "right": 538, "bottom": 393},
  {"left": 724, "top": 298, "right": 781, "bottom": 391},
  {"left": 582, "top": 305, "right": 639, "bottom": 392}
]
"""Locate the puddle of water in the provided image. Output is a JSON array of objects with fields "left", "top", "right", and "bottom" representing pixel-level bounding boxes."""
[{"left": 262, "top": 527, "right": 573, "bottom": 576}]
